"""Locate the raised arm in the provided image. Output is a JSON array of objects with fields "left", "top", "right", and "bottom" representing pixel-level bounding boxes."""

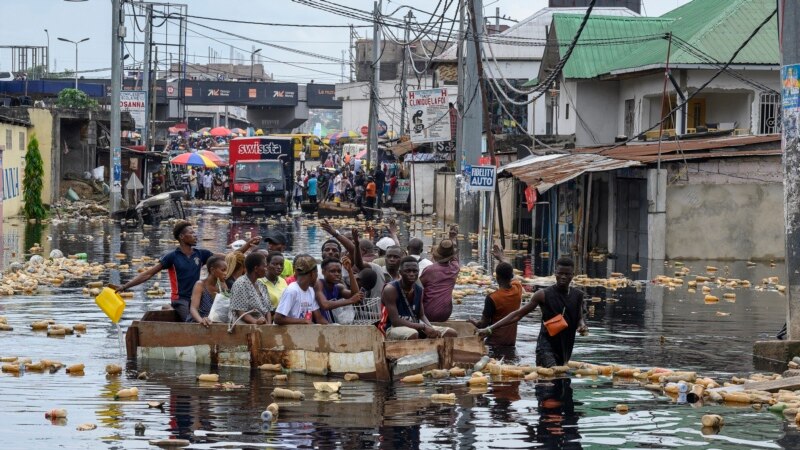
[
  {"left": 386, "top": 219, "right": 400, "bottom": 247},
  {"left": 117, "top": 262, "right": 163, "bottom": 292},
  {"left": 320, "top": 219, "right": 357, "bottom": 257},
  {"left": 492, "top": 244, "right": 508, "bottom": 264},
  {"left": 239, "top": 235, "right": 262, "bottom": 254}
]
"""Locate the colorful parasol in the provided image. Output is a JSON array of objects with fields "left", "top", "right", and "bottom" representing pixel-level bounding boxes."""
[
  {"left": 170, "top": 152, "right": 218, "bottom": 168},
  {"left": 196, "top": 150, "right": 227, "bottom": 166},
  {"left": 210, "top": 126, "right": 231, "bottom": 137}
]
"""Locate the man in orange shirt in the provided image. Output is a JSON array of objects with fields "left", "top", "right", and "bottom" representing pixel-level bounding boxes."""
[
  {"left": 344, "top": 152, "right": 352, "bottom": 167},
  {"left": 364, "top": 176, "right": 377, "bottom": 220},
  {"left": 470, "top": 245, "right": 522, "bottom": 347}
]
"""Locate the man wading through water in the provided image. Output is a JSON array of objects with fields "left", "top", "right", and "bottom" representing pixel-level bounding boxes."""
[{"left": 477, "top": 257, "right": 588, "bottom": 367}]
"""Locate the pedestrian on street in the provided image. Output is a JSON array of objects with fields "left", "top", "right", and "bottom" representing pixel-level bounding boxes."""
[
  {"left": 188, "top": 168, "right": 198, "bottom": 199},
  {"left": 202, "top": 170, "right": 213, "bottom": 200},
  {"left": 293, "top": 175, "right": 304, "bottom": 210},
  {"left": 299, "top": 148, "right": 306, "bottom": 172},
  {"left": 364, "top": 176, "right": 377, "bottom": 220},
  {"left": 477, "top": 257, "right": 588, "bottom": 367},
  {"left": 307, "top": 172, "right": 318, "bottom": 204},
  {"left": 374, "top": 165, "right": 385, "bottom": 208}
]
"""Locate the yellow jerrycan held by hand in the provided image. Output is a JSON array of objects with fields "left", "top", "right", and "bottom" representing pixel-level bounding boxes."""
[{"left": 95, "top": 286, "right": 125, "bottom": 323}]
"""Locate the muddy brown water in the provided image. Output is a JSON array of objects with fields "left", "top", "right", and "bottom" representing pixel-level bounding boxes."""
[{"left": 0, "top": 205, "right": 797, "bottom": 448}]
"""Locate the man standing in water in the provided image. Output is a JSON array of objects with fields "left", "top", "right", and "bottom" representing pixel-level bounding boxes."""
[{"left": 477, "top": 257, "right": 587, "bottom": 367}]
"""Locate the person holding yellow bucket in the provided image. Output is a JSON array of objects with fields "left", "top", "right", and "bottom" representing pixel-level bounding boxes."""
[{"left": 115, "top": 221, "right": 260, "bottom": 321}]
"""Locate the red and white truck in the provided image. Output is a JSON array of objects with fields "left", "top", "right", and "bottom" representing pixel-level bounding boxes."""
[{"left": 228, "top": 136, "right": 294, "bottom": 215}]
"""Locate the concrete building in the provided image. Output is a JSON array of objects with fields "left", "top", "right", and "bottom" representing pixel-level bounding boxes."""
[
  {"left": 433, "top": 6, "right": 639, "bottom": 137},
  {"left": 501, "top": 0, "right": 782, "bottom": 271},
  {"left": 0, "top": 111, "right": 32, "bottom": 218}
]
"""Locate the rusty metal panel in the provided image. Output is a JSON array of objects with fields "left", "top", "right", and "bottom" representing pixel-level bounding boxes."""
[{"left": 217, "top": 346, "right": 251, "bottom": 367}]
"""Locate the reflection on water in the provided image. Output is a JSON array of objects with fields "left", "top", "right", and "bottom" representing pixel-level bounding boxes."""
[{"left": 0, "top": 207, "right": 795, "bottom": 448}]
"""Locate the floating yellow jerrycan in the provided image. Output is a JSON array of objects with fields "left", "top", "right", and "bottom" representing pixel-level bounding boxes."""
[{"left": 95, "top": 287, "right": 125, "bottom": 323}]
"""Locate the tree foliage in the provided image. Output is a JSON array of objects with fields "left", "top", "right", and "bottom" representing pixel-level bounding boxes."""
[
  {"left": 22, "top": 134, "right": 47, "bottom": 221},
  {"left": 55, "top": 88, "right": 97, "bottom": 110}
]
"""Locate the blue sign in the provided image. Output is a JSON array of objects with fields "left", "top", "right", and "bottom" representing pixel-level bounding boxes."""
[{"left": 467, "top": 165, "right": 496, "bottom": 192}]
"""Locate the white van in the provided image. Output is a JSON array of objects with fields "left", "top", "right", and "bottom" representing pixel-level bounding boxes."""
[{"left": 342, "top": 143, "right": 366, "bottom": 158}]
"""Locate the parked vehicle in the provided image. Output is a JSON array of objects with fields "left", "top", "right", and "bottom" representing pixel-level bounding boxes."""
[
  {"left": 229, "top": 137, "right": 294, "bottom": 215},
  {"left": 271, "top": 133, "right": 325, "bottom": 159}
]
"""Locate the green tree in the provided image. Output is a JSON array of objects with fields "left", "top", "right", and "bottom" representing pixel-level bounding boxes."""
[
  {"left": 55, "top": 88, "right": 98, "bottom": 110},
  {"left": 22, "top": 134, "right": 47, "bottom": 221}
]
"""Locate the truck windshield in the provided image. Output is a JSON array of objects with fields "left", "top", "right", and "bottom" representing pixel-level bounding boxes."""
[{"left": 235, "top": 161, "right": 283, "bottom": 184}]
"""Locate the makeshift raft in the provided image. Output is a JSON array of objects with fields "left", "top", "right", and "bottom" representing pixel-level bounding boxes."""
[{"left": 125, "top": 310, "right": 484, "bottom": 382}]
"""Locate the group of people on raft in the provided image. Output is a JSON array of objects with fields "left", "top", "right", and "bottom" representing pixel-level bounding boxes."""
[{"left": 116, "top": 219, "right": 587, "bottom": 367}]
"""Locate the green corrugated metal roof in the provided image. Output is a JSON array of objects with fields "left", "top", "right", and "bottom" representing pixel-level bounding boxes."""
[
  {"left": 552, "top": 0, "right": 778, "bottom": 80},
  {"left": 522, "top": 77, "right": 539, "bottom": 88},
  {"left": 553, "top": 14, "right": 672, "bottom": 79}
]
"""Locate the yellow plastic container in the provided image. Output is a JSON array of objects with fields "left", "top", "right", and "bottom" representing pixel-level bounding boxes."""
[{"left": 95, "top": 287, "right": 125, "bottom": 323}]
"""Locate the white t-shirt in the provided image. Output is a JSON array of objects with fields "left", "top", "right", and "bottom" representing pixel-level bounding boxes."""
[
  {"left": 275, "top": 282, "right": 318, "bottom": 320},
  {"left": 299, "top": 151, "right": 306, "bottom": 162}
]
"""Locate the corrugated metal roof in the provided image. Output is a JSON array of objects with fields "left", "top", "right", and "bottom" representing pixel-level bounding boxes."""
[
  {"left": 552, "top": 0, "right": 778, "bottom": 80},
  {"left": 500, "top": 153, "right": 639, "bottom": 193},
  {"left": 611, "top": 0, "right": 778, "bottom": 73},
  {"left": 553, "top": 14, "right": 672, "bottom": 79},
  {"left": 575, "top": 134, "right": 780, "bottom": 162}
]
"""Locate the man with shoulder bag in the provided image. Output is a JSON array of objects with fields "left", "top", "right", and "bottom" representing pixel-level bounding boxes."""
[{"left": 477, "top": 257, "right": 588, "bottom": 367}]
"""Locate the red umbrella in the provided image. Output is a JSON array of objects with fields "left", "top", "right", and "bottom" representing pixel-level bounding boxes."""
[
  {"left": 210, "top": 126, "right": 231, "bottom": 137},
  {"left": 197, "top": 150, "right": 227, "bottom": 166}
]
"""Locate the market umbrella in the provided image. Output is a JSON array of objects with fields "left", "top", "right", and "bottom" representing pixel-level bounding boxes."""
[
  {"left": 197, "top": 150, "right": 227, "bottom": 166},
  {"left": 199, "top": 127, "right": 211, "bottom": 133},
  {"left": 210, "top": 126, "right": 231, "bottom": 137},
  {"left": 170, "top": 152, "right": 218, "bottom": 168}
]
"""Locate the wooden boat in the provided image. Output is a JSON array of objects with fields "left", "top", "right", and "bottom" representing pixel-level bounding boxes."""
[
  {"left": 125, "top": 310, "right": 485, "bottom": 382},
  {"left": 316, "top": 201, "right": 361, "bottom": 218}
]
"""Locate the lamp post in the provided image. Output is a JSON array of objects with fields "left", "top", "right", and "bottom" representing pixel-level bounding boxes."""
[
  {"left": 57, "top": 36, "right": 90, "bottom": 89},
  {"left": 43, "top": 29, "right": 50, "bottom": 76},
  {"left": 251, "top": 48, "right": 262, "bottom": 81}
]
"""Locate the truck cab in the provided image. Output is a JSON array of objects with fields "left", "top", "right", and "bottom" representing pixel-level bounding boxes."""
[{"left": 229, "top": 137, "right": 294, "bottom": 216}]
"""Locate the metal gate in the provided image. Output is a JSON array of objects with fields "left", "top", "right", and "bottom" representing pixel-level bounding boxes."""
[{"left": 614, "top": 177, "right": 648, "bottom": 260}]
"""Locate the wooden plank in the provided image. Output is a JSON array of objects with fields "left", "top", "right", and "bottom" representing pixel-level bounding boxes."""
[
  {"left": 434, "top": 320, "right": 476, "bottom": 337},
  {"left": 440, "top": 338, "right": 454, "bottom": 368},
  {"left": 373, "top": 339, "right": 391, "bottom": 382},
  {"left": 136, "top": 322, "right": 258, "bottom": 348},
  {"left": 708, "top": 377, "right": 800, "bottom": 393},
  {"left": 141, "top": 310, "right": 179, "bottom": 322},
  {"left": 384, "top": 339, "right": 441, "bottom": 361},
  {"left": 247, "top": 331, "right": 261, "bottom": 368},
  {"left": 125, "top": 325, "right": 139, "bottom": 360}
]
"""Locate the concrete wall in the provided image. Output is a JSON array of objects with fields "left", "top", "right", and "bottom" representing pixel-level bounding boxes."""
[
  {"left": 575, "top": 80, "right": 620, "bottom": 146},
  {"left": 664, "top": 156, "right": 783, "bottom": 260},
  {"left": 27, "top": 109, "right": 54, "bottom": 204},
  {"left": 555, "top": 80, "right": 578, "bottom": 136},
  {"left": 0, "top": 121, "right": 30, "bottom": 217}
]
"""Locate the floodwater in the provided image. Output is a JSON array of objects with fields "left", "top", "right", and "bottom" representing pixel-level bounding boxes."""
[{"left": 0, "top": 205, "right": 797, "bottom": 449}]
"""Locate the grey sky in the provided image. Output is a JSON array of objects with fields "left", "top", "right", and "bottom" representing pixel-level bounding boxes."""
[{"left": 0, "top": 0, "right": 689, "bottom": 82}]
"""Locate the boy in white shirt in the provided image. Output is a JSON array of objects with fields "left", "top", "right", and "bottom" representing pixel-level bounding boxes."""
[{"left": 274, "top": 254, "right": 329, "bottom": 324}]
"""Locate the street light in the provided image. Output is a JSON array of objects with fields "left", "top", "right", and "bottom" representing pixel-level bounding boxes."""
[
  {"left": 57, "top": 36, "right": 90, "bottom": 89},
  {"left": 251, "top": 48, "right": 262, "bottom": 81},
  {"left": 44, "top": 29, "right": 50, "bottom": 76}
]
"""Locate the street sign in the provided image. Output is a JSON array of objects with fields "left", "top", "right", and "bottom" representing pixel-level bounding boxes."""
[
  {"left": 120, "top": 90, "right": 147, "bottom": 129},
  {"left": 408, "top": 88, "right": 451, "bottom": 143},
  {"left": 467, "top": 165, "right": 496, "bottom": 192}
]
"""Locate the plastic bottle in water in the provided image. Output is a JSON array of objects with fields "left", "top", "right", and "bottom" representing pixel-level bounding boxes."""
[{"left": 474, "top": 355, "right": 491, "bottom": 372}]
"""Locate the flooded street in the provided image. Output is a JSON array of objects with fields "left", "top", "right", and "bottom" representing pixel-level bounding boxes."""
[{"left": 0, "top": 205, "right": 796, "bottom": 449}]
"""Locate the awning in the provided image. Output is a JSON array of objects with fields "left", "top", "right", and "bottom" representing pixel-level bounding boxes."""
[
  {"left": 501, "top": 153, "right": 640, "bottom": 193},
  {"left": 390, "top": 140, "right": 419, "bottom": 157}
]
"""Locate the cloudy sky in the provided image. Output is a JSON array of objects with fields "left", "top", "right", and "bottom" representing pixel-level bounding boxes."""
[{"left": 0, "top": 0, "right": 689, "bottom": 83}]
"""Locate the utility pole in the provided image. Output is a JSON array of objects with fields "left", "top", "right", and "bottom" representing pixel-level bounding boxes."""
[
  {"left": 110, "top": 0, "right": 123, "bottom": 214},
  {"left": 142, "top": 3, "right": 153, "bottom": 152},
  {"left": 467, "top": 0, "right": 506, "bottom": 248},
  {"left": 399, "top": 10, "right": 413, "bottom": 138},
  {"left": 367, "top": 0, "right": 382, "bottom": 172},
  {"left": 779, "top": 2, "right": 800, "bottom": 340},
  {"left": 457, "top": 0, "right": 483, "bottom": 240}
]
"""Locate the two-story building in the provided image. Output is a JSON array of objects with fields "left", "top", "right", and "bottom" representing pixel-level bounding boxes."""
[{"left": 503, "top": 0, "right": 782, "bottom": 271}]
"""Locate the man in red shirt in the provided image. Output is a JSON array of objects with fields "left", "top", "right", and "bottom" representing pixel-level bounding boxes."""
[{"left": 419, "top": 225, "right": 460, "bottom": 322}]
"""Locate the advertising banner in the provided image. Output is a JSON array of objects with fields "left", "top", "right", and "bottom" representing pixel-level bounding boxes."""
[{"left": 408, "top": 88, "right": 451, "bottom": 143}]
